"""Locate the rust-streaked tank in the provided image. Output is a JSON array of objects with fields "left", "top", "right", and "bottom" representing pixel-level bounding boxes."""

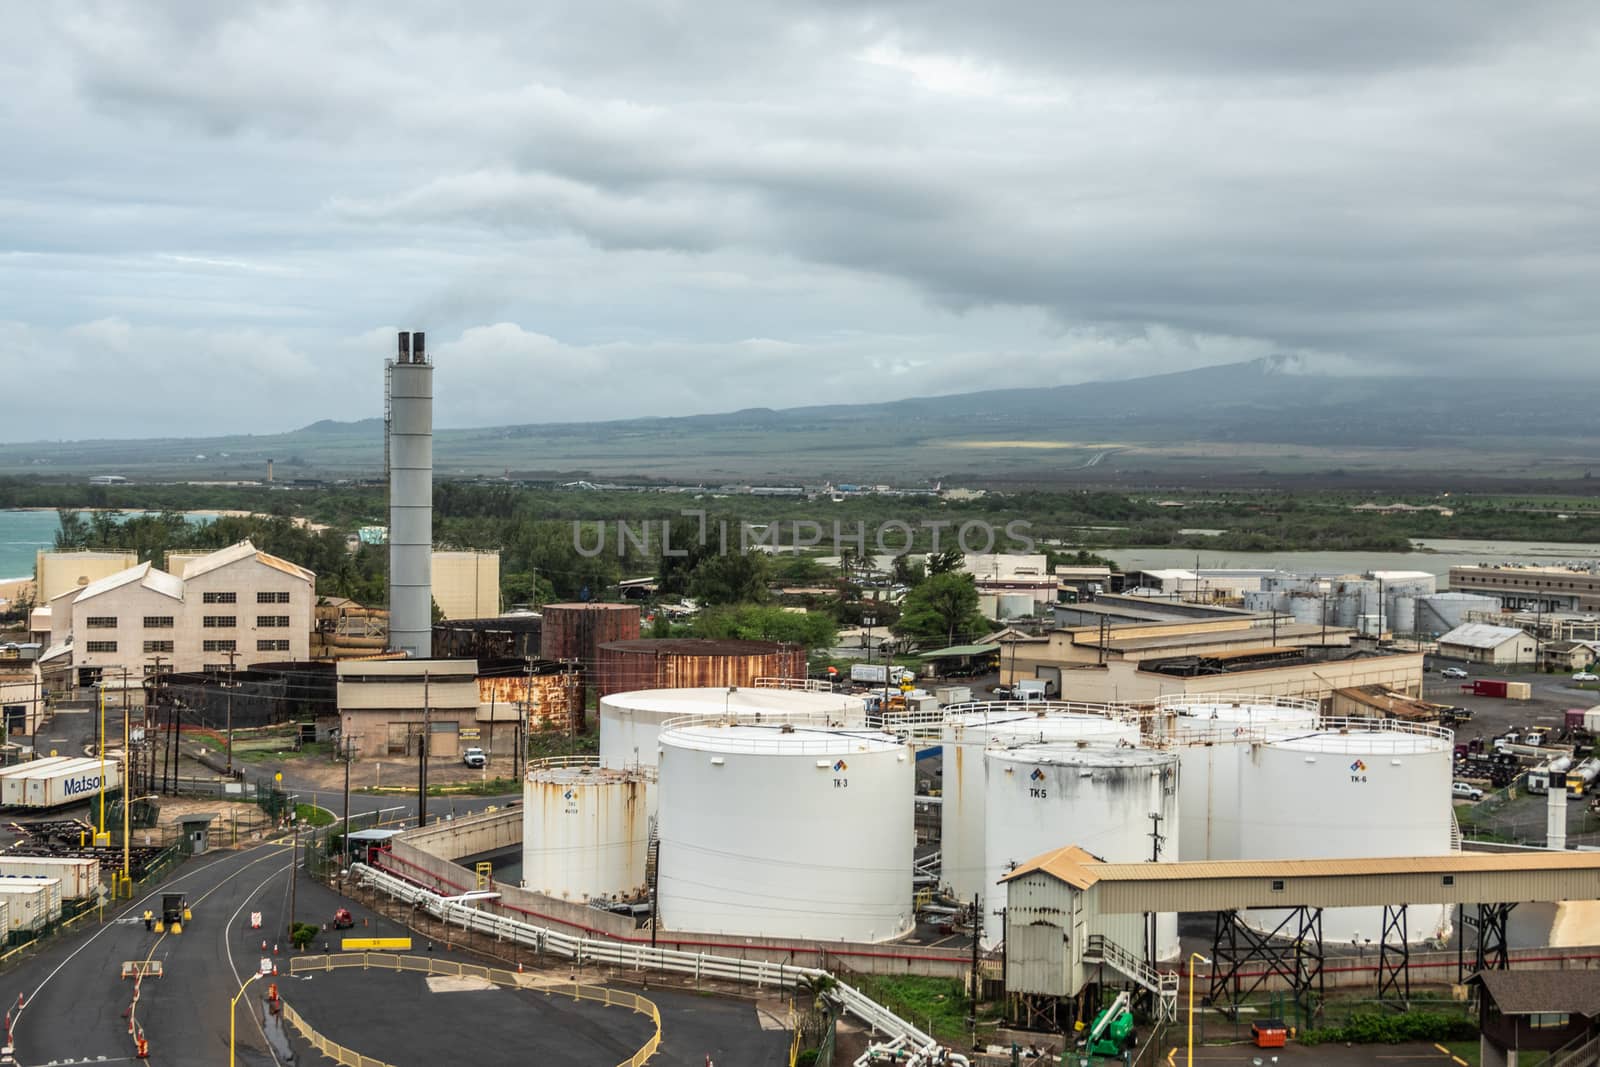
[
  {"left": 476, "top": 661, "right": 580, "bottom": 732},
  {"left": 595, "top": 638, "right": 806, "bottom": 697},
  {"left": 539, "top": 603, "right": 641, "bottom": 665}
]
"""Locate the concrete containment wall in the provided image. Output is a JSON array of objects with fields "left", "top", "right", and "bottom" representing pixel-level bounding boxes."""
[{"left": 386, "top": 809, "right": 965, "bottom": 977}]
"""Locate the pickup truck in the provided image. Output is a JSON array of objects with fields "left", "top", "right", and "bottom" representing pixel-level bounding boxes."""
[{"left": 462, "top": 747, "right": 487, "bottom": 769}]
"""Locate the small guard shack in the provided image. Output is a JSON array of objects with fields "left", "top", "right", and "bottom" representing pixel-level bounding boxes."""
[{"left": 179, "top": 813, "right": 218, "bottom": 856}]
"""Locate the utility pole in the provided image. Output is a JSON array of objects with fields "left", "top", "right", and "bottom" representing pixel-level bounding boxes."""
[
  {"left": 968, "top": 893, "right": 981, "bottom": 1022},
  {"left": 121, "top": 666, "right": 131, "bottom": 897},
  {"left": 1148, "top": 810, "right": 1166, "bottom": 968},
  {"left": 650, "top": 842, "right": 660, "bottom": 949},
  {"left": 223, "top": 648, "right": 239, "bottom": 776},
  {"left": 342, "top": 722, "right": 355, "bottom": 870},
  {"left": 417, "top": 672, "right": 430, "bottom": 826},
  {"left": 145, "top": 654, "right": 166, "bottom": 796}
]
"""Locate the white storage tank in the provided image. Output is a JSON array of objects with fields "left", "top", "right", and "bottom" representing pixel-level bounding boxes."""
[
  {"left": 522, "top": 757, "right": 650, "bottom": 903},
  {"left": 656, "top": 721, "right": 912, "bottom": 943},
  {"left": 1415, "top": 592, "right": 1501, "bottom": 636},
  {"left": 0, "top": 856, "right": 100, "bottom": 899},
  {"left": 982, "top": 743, "right": 1180, "bottom": 957},
  {"left": 941, "top": 707, "right": 1140, "bottom": 903},
  {"left": 1237, "top": 722, "right": 1454, "bottom": 944},
  {"left": 1163, "top": 697, "right": 1320, "bottom": 862},
  {"left": 0, "top": 875, "right": 64, "bottom": 930},
  {"left": 600, "top": 687, "right": 866, "bottom": 772}
]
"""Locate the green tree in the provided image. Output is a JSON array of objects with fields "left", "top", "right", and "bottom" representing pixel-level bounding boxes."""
[
  {"left": 688, "top": 551, "right": 772, "bottom": 606},
  {"left": 693, "top": 604, "right": 837, "bottom": 647},
  {"left": 896, "top": 571, "right": 987, "bottom": 649},
  {"left": 926, "top": 548, "right": 964, "bottom": 575}
]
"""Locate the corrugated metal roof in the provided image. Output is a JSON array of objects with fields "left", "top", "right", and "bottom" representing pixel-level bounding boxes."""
[
  {"left": 181, "top": 540, "right": 314, "bottom": 584},
  {"left": 72, "top": 562, "right": 152, "bottom": 603},
  {"left": 1090, "top": 852, "right": 1600, "bottom": 882},
  {"left": 1437, "top": 623, "right": 1528, "bottom": 650},
  {"left": 1001, "top": 845, "right": 1104, "bottom": 889}
]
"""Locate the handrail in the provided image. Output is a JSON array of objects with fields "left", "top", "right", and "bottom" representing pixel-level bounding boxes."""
[{"left": 280, "top": 1000, "right": 397, "bottom": 1067}]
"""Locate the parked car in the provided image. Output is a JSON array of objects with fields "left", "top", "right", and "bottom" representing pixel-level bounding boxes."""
[
  {"left": 462, "top": 747, "right": 487, "bottom": 769},
  {"left": 1442, "top": 667, "right": 1470, "bottom": 679},
  {"left": 1574, "top": 672, "right": 1599, "bottom": 682},
  {"left": 1452, "top": 781, "right": 1485, "bottom": 801}
]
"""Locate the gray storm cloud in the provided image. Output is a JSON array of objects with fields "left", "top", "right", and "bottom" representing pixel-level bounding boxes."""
[{"left": 0, "top": 1, "right": 1595, "bottom": 440}]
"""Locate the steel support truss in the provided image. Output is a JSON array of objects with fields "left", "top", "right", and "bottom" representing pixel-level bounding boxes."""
[
  {"left": 1456, "top": 902, "right": 1517, "bottom": 982},
  {"left": 1208, "top": 907, "right": 1324, "bottom": 1020},
  {"left": 1376, "top": 904, "right": 1409, "bottom": 1009}
]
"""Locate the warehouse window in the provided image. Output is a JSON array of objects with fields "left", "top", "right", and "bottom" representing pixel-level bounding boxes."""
[
  {"left": 257, "top": 639, "right": 290, "bottom": 652},
  {"left": 1270, "top": 879, "right": 1285, "bottom": 892},
  {"left": 203, "top": 616, "right": 237, "bottom": 628},
  {"left": 256, "top": 615, "right": 291, "bottom": 628},
  {"left": 1441, "top": 875, "right": 1455, "bottom": 887},
  {"left": 203, "top": 591, "right": 237, "bottom": 604},
  {"left": 86, "top": 640, "right": 118, "bottom": 653},
  {"left": 257, "top": 591, "right": 290, "bottom": 604},
  {"left": 203, "top": 639, "right": 237, "bottom": 652},
  {"left": 143, "top": 616, "right": 174, "bottom": 628},
  {"left": 143, "top": 640, "right": 175, "bottom": 654},
  {"left": 1531, "top": 1013, "right": 1571, "bottom": 1029},
  {"left": 86, "top": 616, "right": 117, "bottom": 628}
]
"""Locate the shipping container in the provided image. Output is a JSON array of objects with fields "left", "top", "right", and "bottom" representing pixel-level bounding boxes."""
[
  {"left": 1587, "top": 707, "right": 1600, "bottom": 735},
  {"left": 1471, "top": 680, "right": 1509, "bottom": 698},
  {"left": 934, "top": 686, "right": 972, "bottom": 705},
  {"left": 8, "top": 757, "right": 124, "bottom": 809},
  {"left": 1506, "top": 681, "right": 1533, "bottom": 701},
  {"left": 851, "top": 664, "right": 888, "bottom": 684},
  {"left": 0, "top": 876, "right": 64, "bottom": 930},
  {"left": 0, "top": 757, "right": 78, "bottom": 808},
  {"left": 0, "top": 856, "right": 100, "bottom": 899}
]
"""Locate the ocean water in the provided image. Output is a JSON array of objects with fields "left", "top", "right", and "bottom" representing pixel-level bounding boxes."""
[{"left": 0, "top": 510, "right": 221, "bottom": 580}]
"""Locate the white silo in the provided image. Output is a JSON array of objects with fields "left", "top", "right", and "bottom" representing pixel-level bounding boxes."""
[
  {"left": 599, "top": 687, "right": 867, "bottom": 772},
  {"left": 941, "top": 707, "right": 1140, "bottom": 903},
  {"left": 1237, "top": 722, "right": 1454, "bottom": 944},
  {"left": 982, "top": 744, "right": 1180, "bottom": 957},
  {"left": 522, "top": 758, "right": 651, "bottom": 902},
  {"left": 1162, "top": 696, "right": 1320, "bottom": 862},
  {"left": 1415, "top": 592, "right": 1501, "bottom": 636},
  {"left": 386, "top": 330, "right": 433, "bottom": 658},
  {"left": 655, "top": 721, "right": 912, "bottom": 942}
]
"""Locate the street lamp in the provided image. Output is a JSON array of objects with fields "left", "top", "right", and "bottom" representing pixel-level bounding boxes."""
[
  {"left": 1187, "top": 952, "right": 1211, "bottom": 1067},
  {"left": 229, "top": 970, "right": 264, "bottom": 1067}
]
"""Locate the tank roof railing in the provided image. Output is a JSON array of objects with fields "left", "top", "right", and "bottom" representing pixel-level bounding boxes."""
[
  {"left": 751, "top": 677, "right": 836, "bottom": 693},
  {"left": 1150, "top": 714, "right": 1453, "bottom": 751},
  {"left": 656, "top": 712, "right": 892, "bottom": 751},
  {"left": 525, "top": 754, "right": 659, "bottom": 781},
  {"left": 1153, "top": 692, "right": 1322, "bottom": 714}
]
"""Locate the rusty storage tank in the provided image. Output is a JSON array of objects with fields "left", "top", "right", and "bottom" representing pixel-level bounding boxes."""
[
  {"left": 595, "top": 639, "right": 806, "bottom": 697},
  {"left": 523, "top": 757, "right": 651, "bottom": 902},
  {"left": 539, "top": 603, "right": 640, "bottom": 666},
  {"left": 477, "top": 658, "right": 579, "bottom": 732}
]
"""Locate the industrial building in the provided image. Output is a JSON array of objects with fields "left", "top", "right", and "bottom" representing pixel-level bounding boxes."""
[
  {"left": 965, "top": 553, "right": 1056, "bottom": 619},
  {"left": 33, "top": 549, "right": 138, "bottom": 606},
  {"left": 42, "top": 540, "right": 314, "bottom": 685},
  {"left": 1437, "top": 623, "right": 1541, "bottom": 666},
  {"left": 1449, "top": 564, "right": 1600, "bottom": 613},
  {"left": 1542, "top": 640, "right": 1600, "bottom": 673},
  {"left": 429, "top": 550, "right": 500, "bottom": 620},
  {"left": 336, "top": 657, "right": 579, "bottom": 761},
  {"left": 0, "top": 668, "right": 43, "bottom": 739}
]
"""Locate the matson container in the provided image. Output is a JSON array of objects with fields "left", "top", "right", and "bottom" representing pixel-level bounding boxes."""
[
  {"left": 0, "top": 757, "right": 75, "bottom": 808},
  {"left": 0, "top": 856, "right": 100, "bottom": 899},
  {"left": 16, "top": 758, "right": 123, "bottom": 809},
  {"left": 0, "top": 876, "right": 64, "bottom": 930}
]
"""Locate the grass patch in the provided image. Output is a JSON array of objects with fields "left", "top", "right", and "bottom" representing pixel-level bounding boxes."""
[
  {"left": 294, "top": 803, "right": 335, "bottom": 828},
  {"left": 852, "top": 975, "right": 986, "bottom": 1046},
  {"left": 231, "top": 741, "right": 331, "bottom": 763},
  {"left": 1299, "top": 1010, "right": 1476, "bottom": 1046},
  {"left": 357, "top": 778, "right": 522, "bottom": 798}
]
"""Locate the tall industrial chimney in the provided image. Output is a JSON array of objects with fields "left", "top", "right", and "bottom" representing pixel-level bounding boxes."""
[{"left": 387, "top": 330, "right": 433, "bottom": 657}]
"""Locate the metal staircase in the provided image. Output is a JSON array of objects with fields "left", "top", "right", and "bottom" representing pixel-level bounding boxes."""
[
  {"left": 644, "top": 817, "right": 660, "bottom": 888},
  {"left": 1547, "top": 1030, "right": 1600, "bottom": 1067},
  {"left": 1083, "top": 934, "right": 1179, "bottom": 1023}
]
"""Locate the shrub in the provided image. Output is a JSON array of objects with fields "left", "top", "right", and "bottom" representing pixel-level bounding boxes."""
[{"left": 1299, "top": 1010, "right": 1476, "bottom": 1046}]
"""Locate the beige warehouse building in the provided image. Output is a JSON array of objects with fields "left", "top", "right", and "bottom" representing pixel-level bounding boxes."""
[
  {"left": 431, "top": 551, "right": 500, "bottom": 620},
  {"left": 46, "top": 541, "right": 314, "bottom": 685}
]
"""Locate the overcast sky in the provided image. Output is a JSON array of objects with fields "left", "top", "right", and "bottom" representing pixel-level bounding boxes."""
[{"left": 3, "top": 2, "right": 1597, "bottom": 440}]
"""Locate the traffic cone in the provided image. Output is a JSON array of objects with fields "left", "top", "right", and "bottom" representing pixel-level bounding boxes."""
[
  {"left": 517, "top": 962, "right": 524, "bottom": 974},
  {"left": 271, "top": 963, "right": 278, "bottom": 976},
  {"left": 261, "top": 939, "right": 267, "bottom": 951},
  {"left": 273, "top": 943, "right": 279, "bottom": 955}
]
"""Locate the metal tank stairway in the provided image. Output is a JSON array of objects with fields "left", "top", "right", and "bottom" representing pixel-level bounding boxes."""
[{"left": 1083, "top": 934, "right": 1179, "bottom": 1022}]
